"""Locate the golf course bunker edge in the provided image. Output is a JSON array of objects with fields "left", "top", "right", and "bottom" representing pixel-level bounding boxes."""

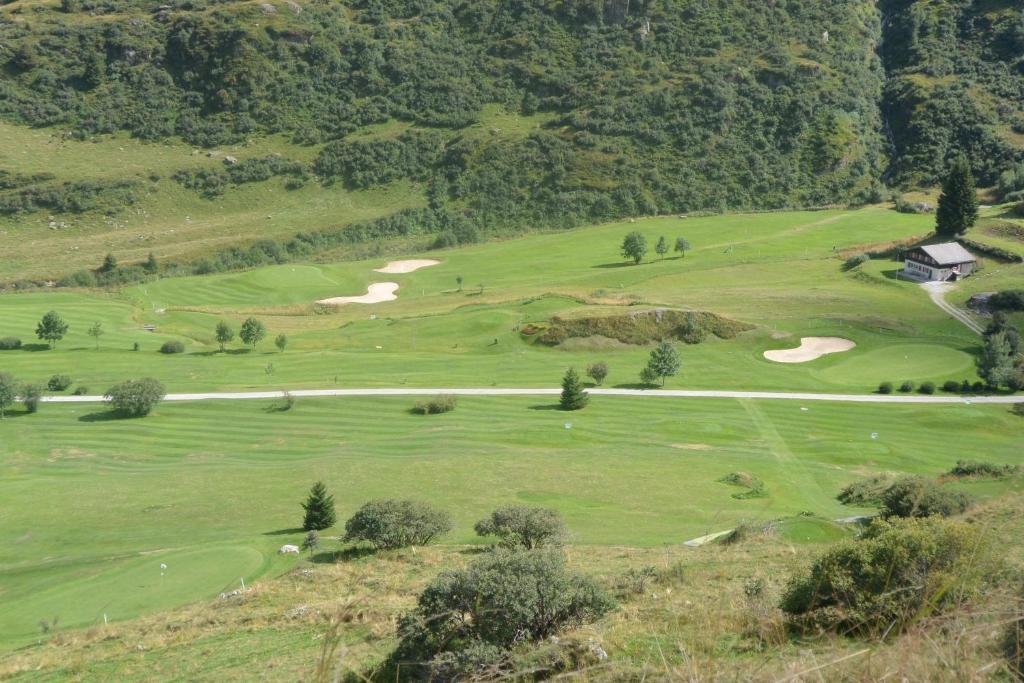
[
  {"left": 317, "top": 282, "right": 399, "bottom": 306},
  {"left": 763, "top": 336, "right": 856, "bottom": 363}
]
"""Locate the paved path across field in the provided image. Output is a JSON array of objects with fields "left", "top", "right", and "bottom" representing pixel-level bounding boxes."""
[
  {"left": 40, "top": 387, "right": 1023, "bottom": 404},
  {"left": 921, "top": 281, "right": 985, "bottom": 335}
]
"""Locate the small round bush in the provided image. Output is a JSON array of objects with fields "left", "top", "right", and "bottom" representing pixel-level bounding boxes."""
[
  {"left": 877, "top": 381, "right": 893, "bottom": 394},
  {"left": 72, "top": 386, "right": 88, "bottom": 396},
  {"left": 919, "top": 381, "right": 936, "bottom": 395},
  {"left": 474, "top": 505, "right": 567, "bottom": 549},
  {"left": 960, "top": 379, "right": 972, "bottom": 393},
  {"left": 942, "top": 380, "right": 960, "bottom": 393},
  {"left": 159, "top": 340, "right": 185, "bottom": 354},
  {"left": 343, "top": 499, "right": 452, "bottom": 550},
  {"left": 47, "top": 374, "right": 72, "bottom": 391},
  {"left": 104, "top": 378, "right": 166, "bottom": 417},
  {"left": 972, "top": 381, "right": 986, "bottom": 393},
  {"left": 132, "top": 341, "right": 140, "bottom": 351},
  {"left": 898, "top": 380, "right": 915, "bottom": 393},
  {"left": 0, "top": 337, "right": 22, "bottom": 350},
  {"left": 21, "top": 383, "right": 43, "bottom": 413},
  {"left": 880, "top": 476, "right": 971, "bottom": 519}
]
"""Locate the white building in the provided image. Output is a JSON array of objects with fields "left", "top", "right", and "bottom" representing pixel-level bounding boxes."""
[{"left": 901, "top": 243, "right": 977, "bottom": 282}]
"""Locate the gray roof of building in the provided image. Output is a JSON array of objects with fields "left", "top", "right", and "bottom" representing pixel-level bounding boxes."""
[{"left": 918, "top": 242, "right": 976, "bottom": 265}]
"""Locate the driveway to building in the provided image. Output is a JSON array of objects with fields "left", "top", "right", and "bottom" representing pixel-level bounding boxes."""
[{"left": 921, "top": 281, "right": 984, "bottom": 335}]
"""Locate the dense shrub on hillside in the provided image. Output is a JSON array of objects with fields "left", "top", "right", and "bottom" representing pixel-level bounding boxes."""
[
  {"left": 990, "top": 290, "right": 1024, "bottom": 312},
  {"left": 46, "top": 374, "right": 72, "bottom": 391},
  {"left": 159, "top": 340, "right": 185, "bottom": 354},
  {"left": 948, "top": 460, "right": 1018, "bottom": 479},
  {"left": 837, "top": 475, "right": 892, "bottom": 506},
  {"left": 537, "top": 310, "right": 752, "bottom": 346},
  {"left": 392, "top": 548, "right": 614, "bottom": 680},
  {"left": 173, "top": 156, "right": 309, "bottom": 198},
  {"left": 314, "top": 131, "right": 443, "bottom": 188},
  {"left": 343, "top": 499, "right": 452, "bottom": 549},
  {"left": 474, "top": 505, "right": 567, "bottom": 550},
  {"left": 919, "top": 381, "right": 936, "bottom": 395},
  {"left": 104, "top": 378, "right": 166, "bottom": 417},
  {"left": 412, "top": 394, "right": 456, "bottom": 415},
  {"left": 780, "top": 517, "right": 988, "bottom": 636},
  {"left": 0, "top": 337, "right": 21, "bottom": 350},
  {"left": 880, "top": 476, "right": 971, "bottom": 519},
  {"left": 0, "top": 180, "right": 137, "bottom": 215},
  {"left": 877, "top": 381, "right": 893, "bottom": 394},
  {"left": 0, "top": 0, "right": 891, "bottom": 224}
]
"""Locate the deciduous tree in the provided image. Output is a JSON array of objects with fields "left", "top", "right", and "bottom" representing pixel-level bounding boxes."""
[
  {"left": 215, "top": 321, "right": 235, "bottom": 352},
  {"left": 240, "top": 318, "right": 266, "bottom": 350},
  {"left": 36, "top": 310, "right": 68, "bottom": 348},
  {"left": 621, "top": 231, "right": 647, "bottom": 264},
  {"left": 643, "top": 341, "right": 681, "bottom": 386}
]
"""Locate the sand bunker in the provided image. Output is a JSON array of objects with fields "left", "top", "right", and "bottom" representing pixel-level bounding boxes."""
[
  {"left": 373, "top": 259, "right": 440, "bottom": 274},
  {"left": 763, "top": 337, "right": 856, "bottom": 363},
  {"left": 317, "top": 282, "right": 399, "bottom": 306}
]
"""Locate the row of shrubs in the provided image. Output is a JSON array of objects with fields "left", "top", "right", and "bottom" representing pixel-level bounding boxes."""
[{"left": 878, "top": 379, "right": 992, "bottom": 395}]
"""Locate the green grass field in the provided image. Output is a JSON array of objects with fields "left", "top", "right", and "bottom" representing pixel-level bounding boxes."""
[
  {"left": 1, "top": 395, "right": 1021, "bottom": 648},
  {"left": 1, "top": 203, "right": 1022, "bottom": 658},
  {"left": 0, "top": 207, "right": 997, "bottom": 394}
]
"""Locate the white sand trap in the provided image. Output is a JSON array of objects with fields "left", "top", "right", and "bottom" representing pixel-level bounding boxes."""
[
  {"left": 764, "top": 337, "right": 856, "bottom": 363},
  {"left": 317, "top": 282, "right": 399, "bottom": 306},
  {"left": 373, "top": 259, "right": 440, "bottom": 274}
]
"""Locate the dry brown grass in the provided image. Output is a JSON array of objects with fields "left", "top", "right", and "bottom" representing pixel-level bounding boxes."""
[{"left": 4, "top": 495, "right": 1024, "bottom": 681}]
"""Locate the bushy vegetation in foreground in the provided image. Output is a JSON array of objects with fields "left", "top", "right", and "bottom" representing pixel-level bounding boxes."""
[
  {"left": 781, "top": 517, "right": 991, "bottom": 636},
  {"left": 391, "top": 548, "right": 614, "bottom": 680}
]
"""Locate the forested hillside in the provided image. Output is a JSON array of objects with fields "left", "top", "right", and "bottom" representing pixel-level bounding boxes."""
[
  {"left": 0, "top": 0, "right": 1022, "bottom": 251},
  {"left": 881, "top": 0, "right": 1024, "bottom": 187}
]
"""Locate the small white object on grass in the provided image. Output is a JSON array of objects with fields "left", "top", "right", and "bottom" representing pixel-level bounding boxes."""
[
  {"left": 564, "top": 423, "right": 572, "bottom": 430},
  {"left": 160, "top": 563, "right": 167, "bottom": 570},
  {"left": 870, "top": 432, "right": 878, "bottom": 440}
]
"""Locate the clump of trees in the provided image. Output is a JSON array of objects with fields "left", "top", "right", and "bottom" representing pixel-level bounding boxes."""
[
  {"left": 977, "top": 314, "right": 1023, "bottom": 390},
  {"left": 780, "top": 517, "right": 989, "bottom": 636},
  {"left": 474, "top": 505, "right": 567, "bottom": 549},
  {"left": 0, "top": 337, "right": 22, "bottom": 350},
  {"left": 392, "top": 548, "right": 614, "bottom": 680},
  {"left": 301, "top": 481, "right": 337, "bottom": 531},
  {"left": 344, "top": 500, "right": 452, "bottom": 550},
  {"left": 104, "top": 378, "right": 166, "bottom": 417}
]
